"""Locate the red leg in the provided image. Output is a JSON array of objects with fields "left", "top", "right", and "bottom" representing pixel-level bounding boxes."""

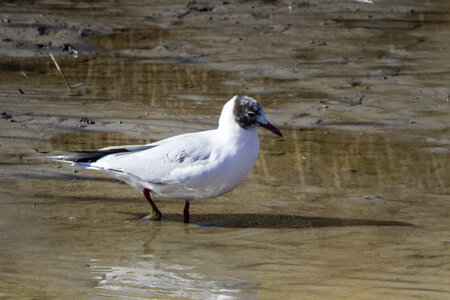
[
  {"left": 183, "top": 200, "right": 190, "bottom": 223},
  {"left": 142, "top": 188, "right": 162, "bottom": 221}
]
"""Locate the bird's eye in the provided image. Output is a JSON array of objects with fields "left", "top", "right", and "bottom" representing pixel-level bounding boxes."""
[{"left": 247, "top": 111, "right": 256, "bottom": 118}]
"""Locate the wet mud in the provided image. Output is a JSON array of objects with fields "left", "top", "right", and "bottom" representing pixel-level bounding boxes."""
[{"left": 1, "top": 0, "right": 449, "bottom": 299}]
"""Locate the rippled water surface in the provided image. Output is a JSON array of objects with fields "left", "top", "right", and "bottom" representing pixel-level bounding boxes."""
[{"left": 0, "top": 0, "right": 449, "bottom": 299}]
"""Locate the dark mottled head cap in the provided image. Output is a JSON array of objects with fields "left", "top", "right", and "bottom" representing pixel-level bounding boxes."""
[
  {"left": 233, "top": 95, "right": 263, "bottom": 129},
  {"left": 232, "top": 95, "right": 282, "bottom": 136}
]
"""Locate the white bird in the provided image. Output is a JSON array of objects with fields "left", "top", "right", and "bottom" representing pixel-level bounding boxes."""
[{"left": 54, "top": 95, "right": 282, "bottom": 222}]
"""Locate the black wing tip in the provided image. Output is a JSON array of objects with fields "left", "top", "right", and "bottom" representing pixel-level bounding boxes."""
[{"left": 57, "top": 148, "right": 130, "bottom": 163}]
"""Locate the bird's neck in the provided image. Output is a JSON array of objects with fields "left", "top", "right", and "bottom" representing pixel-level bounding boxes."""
[{"left": 216, "top": 96, "right": 259, "bottom": 145}]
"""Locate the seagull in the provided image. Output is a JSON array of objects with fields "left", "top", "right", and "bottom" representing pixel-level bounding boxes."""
[{"left": 53, "top": 95, "right": 282, "bottom": 223}]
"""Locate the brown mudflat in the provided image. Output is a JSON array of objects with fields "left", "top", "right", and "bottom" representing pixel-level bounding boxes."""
[{"left": 0, "top": 1, "right": 449, "bottom": 299}]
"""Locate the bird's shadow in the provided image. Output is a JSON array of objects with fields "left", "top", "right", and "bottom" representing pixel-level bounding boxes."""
[{"left": 131, "top": 213, "right": 413, "bottom": 229}]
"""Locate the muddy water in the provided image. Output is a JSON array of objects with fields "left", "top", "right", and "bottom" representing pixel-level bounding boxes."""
[
  {"left": 1, "top": 0, "right": 450, "bottom": 299},
  {"left": 1, "top": 126, "right": 449, "bottom": 299}
]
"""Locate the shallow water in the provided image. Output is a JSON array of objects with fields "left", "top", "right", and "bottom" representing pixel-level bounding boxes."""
[
  {"left": 1, "top": 127, "right": 449, "bottom": 299},
  {"left": 1, "top": 0, "right": 449, "bottom": 299}
]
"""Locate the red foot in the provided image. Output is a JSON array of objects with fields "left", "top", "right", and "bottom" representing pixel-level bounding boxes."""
[{"left": 142, "top": 188, "right": 162, "bottom": 220}]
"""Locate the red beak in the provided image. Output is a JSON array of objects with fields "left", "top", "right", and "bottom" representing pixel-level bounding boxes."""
[{"left": 260, "top": 122, "right": 283, "bottom": 137}]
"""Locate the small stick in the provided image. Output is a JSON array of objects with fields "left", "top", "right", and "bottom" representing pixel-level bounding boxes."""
[{"left": 49, "top": 52, "right": 72, "bottom": 91}]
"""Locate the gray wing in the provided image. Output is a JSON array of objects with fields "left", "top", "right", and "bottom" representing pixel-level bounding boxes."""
[{"left": 92, "top": 130, "right": 218, "bottom": 185}]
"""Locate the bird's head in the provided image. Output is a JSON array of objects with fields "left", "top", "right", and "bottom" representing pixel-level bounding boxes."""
[{"left": 233, "top": 95, "right": 282, "bottom": 137}]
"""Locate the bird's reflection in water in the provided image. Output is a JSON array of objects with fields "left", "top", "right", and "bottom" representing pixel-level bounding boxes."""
[{"left": 91, "top": 258, "right": 256, "bottom": 299}]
